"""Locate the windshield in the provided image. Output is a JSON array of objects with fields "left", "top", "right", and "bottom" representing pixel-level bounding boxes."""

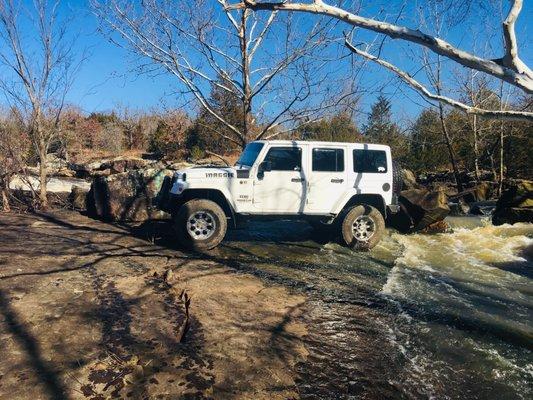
[{"left": 235, "top": 142, "right": 264, "bottom": 167}]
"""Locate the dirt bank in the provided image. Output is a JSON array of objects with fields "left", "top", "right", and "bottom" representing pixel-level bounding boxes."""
[{"left": 0, "top": 211, "right": 307, "bottom": 399}]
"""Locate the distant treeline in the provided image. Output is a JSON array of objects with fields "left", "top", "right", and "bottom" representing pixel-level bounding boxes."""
[{"left": 1, "top": 91, "right": 531, "bottom": 182}]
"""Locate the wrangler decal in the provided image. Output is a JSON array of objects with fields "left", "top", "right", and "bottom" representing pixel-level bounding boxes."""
[{"left": 205, "top": 172, "right": 234, "bottom": 178}]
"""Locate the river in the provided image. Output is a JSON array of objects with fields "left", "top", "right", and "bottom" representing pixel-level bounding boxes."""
[{"left": 217, "top": 216, "right": 532, "bottom": 399}]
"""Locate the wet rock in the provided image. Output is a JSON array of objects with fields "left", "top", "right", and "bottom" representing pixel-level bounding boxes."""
[
  {"left": 430, "top": 182, "right": 458, "bottom": 197},
  {"left": 87, "top": 168, "right": 174, "bottom": 222},
  {"left": 69, "top": 185, "right": 89, "bottom": 210},
  {"left": 388, "top": 188, "right": 450, "bottom": 233},
  {"left": 492, "top": 180, "right": 533, "bottom": 225},
  {"left": 469, "top": 200, "right": 497, "bottom": 216},
  {"left": 454, "top": 181, "right": 494, "bottom": 204},
  {"left": 492, "top": 207, "right": 533, "bottom": 225},
  {"left": 449, "top": 199, "right": 470, "bottom": 216},
  {"left": 419, "top": 220, "right": 451, "bottom": 234}
]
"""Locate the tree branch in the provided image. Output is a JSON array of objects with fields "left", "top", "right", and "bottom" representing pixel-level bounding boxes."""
[
  {"left": 344, "top": 40, "right": 533, "bottom": 122},
  {"left": 228, "top": 0, "right": 533, "bottom": 93}
]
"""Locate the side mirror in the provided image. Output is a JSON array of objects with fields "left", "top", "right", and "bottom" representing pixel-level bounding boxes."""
[
  {"left": 259, "top": 161, "right": 272, "bottom": 172},
  {"left": 257, "top": 161, "right": 272, "bottom": 179}
]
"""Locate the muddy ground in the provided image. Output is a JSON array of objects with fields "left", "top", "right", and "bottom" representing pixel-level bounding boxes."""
[{"left": 0, "top": 211, "right": 308, "bottom": 399}]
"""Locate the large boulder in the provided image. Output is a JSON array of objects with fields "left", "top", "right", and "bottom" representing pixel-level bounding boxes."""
[
  {"left": 453, "top": 181, "right": 495, "bottom": 204},
  {"left": 388, "top": 188, "right": 450, "bottom": 233},
  {"left": 69, "top": 185, "right": 89, "bottom": 210},
  {"left": 492, "top": 180, "right": 533, "bottom": 225},
  {"left": 87, "top": 168, "right": 174, "bottom": 222},
  {"left": 401, "top": 169, "right": 424, "bottom": 190},
  {"left": 70, "top": 157, "right": 152, "bottom": 178},
  {"left": 100, "top": 158, "right": 151, "bottom": 174}
]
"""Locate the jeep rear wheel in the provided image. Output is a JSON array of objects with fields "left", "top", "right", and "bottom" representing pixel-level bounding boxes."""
[
  {"left": 174, "top": 199, "right": 227, "bottom": 250},
  {"left": 340, "top": 205, "right": 385, "bottom": 250}
]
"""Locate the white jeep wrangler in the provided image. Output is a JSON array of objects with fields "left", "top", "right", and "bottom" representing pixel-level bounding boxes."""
[{"left": 167, "top": 140, "right": 401, "bottom": 251}]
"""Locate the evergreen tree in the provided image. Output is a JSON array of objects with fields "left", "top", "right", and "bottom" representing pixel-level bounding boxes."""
[
  {"left": 187, "top": 76, "right": 254, "bottom": 154},
  {"left": 363, "top": 96, "right": 408, "bottom": 161},
  {"left": 407, "top": 109, "right": 450, "bottom": 172},
  {"left": 299, "top": 112, "right": 362, "bottom": 142}
]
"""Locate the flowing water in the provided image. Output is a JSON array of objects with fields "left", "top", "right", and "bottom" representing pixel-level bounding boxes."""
[{"left": 218, "top": 216, "right": 532, "bottom": 399}]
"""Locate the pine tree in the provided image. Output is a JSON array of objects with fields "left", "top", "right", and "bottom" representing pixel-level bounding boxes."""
[
  {"left": 188, "top": 76, "right": 254, "bottom": 154},
  {"left": 407, "top": 109, "right": 449, "bottom": 172},
  {"left": 363, "top": 96, "right": 408, "bottom": 161},
  {"left": 299, "top": 112, "right": 362, "bottom": 142}
]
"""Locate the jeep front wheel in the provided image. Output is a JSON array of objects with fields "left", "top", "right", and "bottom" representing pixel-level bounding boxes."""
[
  {"left": 174, "top": 199, "right": 227, "bottom": 250},
  {"left": 340, "top": 205, "right": 385, "bottom": 250}
]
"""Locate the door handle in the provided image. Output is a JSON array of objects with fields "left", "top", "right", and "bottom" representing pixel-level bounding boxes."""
[
  {"left": 331, "top": 179, "right": 344, "bottom": 183},
  {"left": 291, "top": 178, "right": 305, "bottom": 182}
]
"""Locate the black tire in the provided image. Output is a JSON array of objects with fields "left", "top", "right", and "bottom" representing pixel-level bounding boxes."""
[
  {"left": 392, "top": 160, "right": 403, "bottom": 194},
  {"left": 174, "top": 199, "right": 227, "bottom": 250},
  {"left": 340, "top": 205, "right": 385, "bottom": 250}
]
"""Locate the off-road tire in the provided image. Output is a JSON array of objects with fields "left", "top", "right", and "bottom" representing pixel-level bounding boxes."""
[
  {"left": 392, "top": 160, "right": 403, "bottom": 194},
  {"left": 174, "top": 199, "right": 227, "bottom": 251},
  {"left": 340, "top": 205, "right": 385, "bottom": 250}
]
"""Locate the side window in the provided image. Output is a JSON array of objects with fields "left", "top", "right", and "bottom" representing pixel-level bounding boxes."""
[
  {"left": 353, "top": 150, "right": 388, "bottom": 173},
  {"left": 264, "top": 147, "right": 302, "bottom": 171},
  {"left": 312, "top": 148, "right": 344, "bottom": 172}
]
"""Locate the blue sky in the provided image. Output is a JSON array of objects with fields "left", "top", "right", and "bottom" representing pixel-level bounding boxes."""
[{"left": 4, "top": 0, "right": 533, "bottom": 126}]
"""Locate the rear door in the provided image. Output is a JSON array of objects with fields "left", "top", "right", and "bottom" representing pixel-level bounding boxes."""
[
  {"left": 253, "top": 145, "right": 307, "bottom": 213},
  {"left": 351, "top": 147, "right": 392, "bottom": 202},
  {"left": 305, "top": 146, "right": 347, "bottom": 213}
]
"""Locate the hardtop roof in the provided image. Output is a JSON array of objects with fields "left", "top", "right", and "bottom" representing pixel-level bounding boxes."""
[{"left": 252, "top": 140, "right": 390, "bottom": 150}]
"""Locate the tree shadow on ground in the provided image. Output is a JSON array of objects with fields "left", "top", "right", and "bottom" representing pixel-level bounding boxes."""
[
  {"left": 0, "top": 290, "right": 69, "bottom": 400},
  {"left": 0, "top": 211, "right": 215, "bottom": 399}
]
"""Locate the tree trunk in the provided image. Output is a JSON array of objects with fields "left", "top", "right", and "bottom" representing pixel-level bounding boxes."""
[
  {"left": 499, "top": 120, "right": 504, "bottom": 196},
  {"left": 438, "top": 103, "right": 463, "bottom": 192},
  {"left": 1, "top": 183, "right": 10, "bottom": 212},
  {"left": 239, "top": 10, "right": 253, "bottom": 147},
  {"left": 472, "top": 114, "right": 480, "bottom": 181},
  {"left": 38, "top": 146, "right": 48, "bottom": 208}
]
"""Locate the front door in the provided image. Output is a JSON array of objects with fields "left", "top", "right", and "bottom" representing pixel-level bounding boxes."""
[
  {"left": 305, "top": 147, "right": 347, "bottom": 213},
  {"left": 253, "top": 146, "right": 306, "bottom": 213}
]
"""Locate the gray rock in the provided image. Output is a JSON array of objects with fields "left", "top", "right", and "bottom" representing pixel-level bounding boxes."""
[
  {"left": 87, "top": 168, "right": 174, "bottom": 222},
  {"left": 388, "top": 188, "right": 450, "bottom": 233},
  {"left": 69, "top": 186, "right": 89, "bottom": 210},
  {"left": 492, "top": 180, "right": 533, "bottom": 225},
  {"left": 401, "top": 169, "right": 423, "bottom": 190}
]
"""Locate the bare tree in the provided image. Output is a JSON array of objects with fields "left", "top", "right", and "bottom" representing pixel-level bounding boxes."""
[
  {"left": 0, "top": 107, "right": 28, "bottom": 211},
  {"left": 0, "top": 0, "right": 84, "bottom": 207},
  {"left": 454, "top": 72, "right": 501, "bottom": 180},
  {"left": 92, "top": 0, "right": 359, "bottom": 149},
  {"left": 228, "top": 0, "right": 533, "bottom": 122}
]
